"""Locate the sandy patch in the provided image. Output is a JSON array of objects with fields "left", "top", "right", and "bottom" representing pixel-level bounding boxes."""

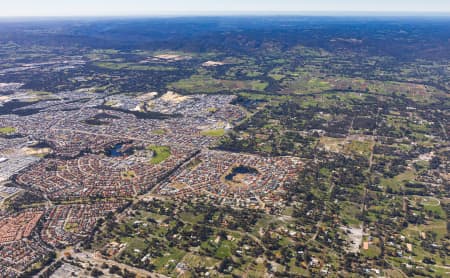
[
  {"left": 418, "top": 151, "right": 434, "bottom": 161},
  {"left": 136, "top": 92, "right": 158, "bottom": 101},
  {"left": 159, "top": 91, "right": 191, "bottom": 103},
  {"left": 171, "top": 183, "right": 187, "bottom": 190},
  {"left": 342, "top": 225, "right": 364, "bottom": 253},
  {"left": 346, "top": 134, "right": 372, "bottom": 141},
  {"left": 131, "top": 103, "right": 145, "bottom": 112},
  {"left": 363, "top": 241, "right": 369, "bottom": 250},
  {"left": 104, "top": 100, "right": 121, "bottom": 107},
  {"left": 320, "top": 137, "right": 346, "bottom": 153},
  {"left": 155, "top": 54, "right": 181, "bottom": 59},
  {"left": 202, "top": 61, "right": 225, "bottom": 67},
  {"left": 0, "top": 83, "right": 23, "bottom": 89},
  {"left": 22, "top": 147, "right": 51, "bottom": 156},
  {"left": 154, "top": 54, "right": 191, "bottom": 61}
]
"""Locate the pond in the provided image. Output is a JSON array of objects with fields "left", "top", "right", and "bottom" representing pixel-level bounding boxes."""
[
  {"left": 105, "top": 143, "right": 135, "bottom": 157},
  {"left": 225, "top": 166, "right": 259, "bottom": 181}
]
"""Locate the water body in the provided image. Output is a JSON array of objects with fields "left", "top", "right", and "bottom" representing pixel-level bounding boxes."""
[
  {"left": 225, "top": 166, "right": 258, "bottom": 181},
  {"left": 105, "top": 143, "right": 137, "bottom": 157},
  {"left": 105, "top": 143, "right": 125, "bottom": 157}
]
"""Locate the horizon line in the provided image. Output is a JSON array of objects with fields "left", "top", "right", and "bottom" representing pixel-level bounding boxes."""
[{"left": 1, "top": 11, "right": 450, "bottom": 19}]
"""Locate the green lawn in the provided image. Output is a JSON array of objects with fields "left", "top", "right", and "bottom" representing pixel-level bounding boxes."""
[
  {"left": 345, "top": 140, "right": 374, "bottom": 158},
  {"left": 201, "top": 129, "right": 226, "bottom": 137},
  {"left": 153, "top": 248, "right": 186, "bottom": 273},
  {"left": 94, "top": 62, "right": 176, "bottom": 71},
  {"left": 0, "top": 126, "right": 16, "bottom": 134},
  {"left": 287, "top": 77, "right": 332, "bottom": 94},
  {"left": 362, "top": 245, "right": 381, "bottom": 259},
  {"left": 340, "top": 201, "right": 363, "bottom": 226},
  {"left": 215, "top": 240, "right": 233, "bottom": 259},
  {"left": 146, "top": 145, "right": 171, "bottom": 164},
  {"left": 269, "top": 73, "right": 285, "bottom": 81},
  {"left": 151, "top": 129, "right": 166, "bottom": 135},
  {"left": 179, "top": 212, "right": 203, "bottom": 224},
  {"left": 380, "top": 169, "right": 416, "bottom": 192},
  {"left": 170, "top": 74, "right": 268, "bottom": 94},
  {"left": 181, "top": 253, "right": 220, "bottom": 269}
]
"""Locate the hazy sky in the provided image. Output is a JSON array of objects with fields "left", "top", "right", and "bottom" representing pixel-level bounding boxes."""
[{"left": 2, "top": 0, "right": 450, "bottom": 17}]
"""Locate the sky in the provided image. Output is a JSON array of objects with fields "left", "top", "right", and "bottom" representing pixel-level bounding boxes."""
[{"left": 1, "top": 0, "right": 450, "bottom": 17}]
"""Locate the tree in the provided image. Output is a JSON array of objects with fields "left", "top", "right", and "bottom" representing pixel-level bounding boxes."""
[
  {"left": 91, "top": 268, "right": 103, "bottom": 277},
  {"left": 430, "top": 156, "right": 441, "bottom": 169},
  {"left": 109, "top": 265, "right": 122, "bottom": 275}
]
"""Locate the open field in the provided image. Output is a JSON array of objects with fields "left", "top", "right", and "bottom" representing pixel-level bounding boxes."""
[{"left": 146, "top": 145, "right": 171, "bottom": 164}]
